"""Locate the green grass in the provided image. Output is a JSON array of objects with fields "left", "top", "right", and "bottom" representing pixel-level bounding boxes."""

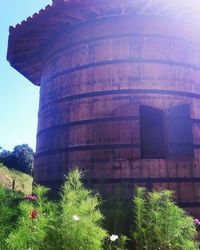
[{"left": 0, "top": 164, "right": 32, "bottom": 194}]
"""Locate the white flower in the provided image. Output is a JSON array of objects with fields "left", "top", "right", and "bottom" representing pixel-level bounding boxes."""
[
  {"left": 73, "top": 215, "right": 80, "bottom": 221},
  {"left": 110, "top": 234, "right": 118, "bottom": 241}
]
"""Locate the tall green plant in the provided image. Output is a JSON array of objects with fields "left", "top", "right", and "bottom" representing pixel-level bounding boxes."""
[
  {"left": 0, "top": 185, "right": 22, "bottom": 249},
  {"left": 6, "top": 185, "right": 55, "bottom": 250},
  {"left": 133, "top": 187, "right": 199, "bottom": 250},
  {"left": 56, "top": 169, "right": 108, "bottom": 250}
]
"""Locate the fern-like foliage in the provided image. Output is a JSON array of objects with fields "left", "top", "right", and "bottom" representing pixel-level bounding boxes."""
[
  {"left": 53, "top": 168, "right": 107, "bottom": 250},
  {"left": 133, "top": 187, "right": 199, "bottom": 250}
]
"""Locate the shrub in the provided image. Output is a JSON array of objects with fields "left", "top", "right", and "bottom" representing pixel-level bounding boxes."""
[
  {"left": 6, "top": 185, "right": 55, "bottom": 250},
  {"left": 0, "top": 185, "right": 22, "bottom": 249},
  {"left": 2, "top": 170, "right": 199, "bottom": 250},
  {"left": 5, "top": 169, "right": 107, "bottom": 250},
  {"left": 55, "top": 169, "right": 108, "bottom": 250},
  {"left": 133, "top": 187, "right": 199, "bottom": 250}
]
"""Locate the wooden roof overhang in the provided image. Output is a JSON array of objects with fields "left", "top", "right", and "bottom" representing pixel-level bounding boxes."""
[{"left": 7, "top": 0, "right": 200, "bottom": 86}]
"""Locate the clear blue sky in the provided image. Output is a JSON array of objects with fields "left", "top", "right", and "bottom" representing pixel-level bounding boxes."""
[{"left": 1, "top": 0, "right": 52, "bottom": 151}]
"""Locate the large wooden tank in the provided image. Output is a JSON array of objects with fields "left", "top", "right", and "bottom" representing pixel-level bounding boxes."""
[{"left": 7, "top": 0, "right": 200, "bottom": 214}]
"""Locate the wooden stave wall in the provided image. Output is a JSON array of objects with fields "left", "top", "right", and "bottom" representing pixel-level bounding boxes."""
[{"left": 35, "top": 14, "right": 200, "bottom": 213}]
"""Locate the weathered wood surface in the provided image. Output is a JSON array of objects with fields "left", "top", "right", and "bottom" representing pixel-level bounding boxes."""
[
  {"left": 32, "top": 13, "right": 200, "bottom": 215},
  {"left": 6, "top": 0, "right": 200, "bottom": 222}
]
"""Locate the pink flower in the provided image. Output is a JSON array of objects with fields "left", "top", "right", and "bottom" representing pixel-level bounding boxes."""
[
  {"left": 26, "top": 194, "right": 38, "bottom": 200},
  {"left": 31, "top": 209, "right": 38, "bottom": 220},
  {"left": 194, "top": 219, "right": 200, "bottom": 225}
]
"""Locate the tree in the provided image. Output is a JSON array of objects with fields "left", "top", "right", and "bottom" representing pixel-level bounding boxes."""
[
  {"left": 0, "top": 148, "right": 14, "bottom": 168},
  {"left": 0, "top": 144, "right": 34, "bottom": 175},
  {"left": 12, "top": 144, "right": 34, "bottom": 174}
]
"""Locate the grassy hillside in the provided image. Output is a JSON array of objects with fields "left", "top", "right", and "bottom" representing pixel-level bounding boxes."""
[{"left": 0, "top": 164, "right": 32, "bottom": 194}]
